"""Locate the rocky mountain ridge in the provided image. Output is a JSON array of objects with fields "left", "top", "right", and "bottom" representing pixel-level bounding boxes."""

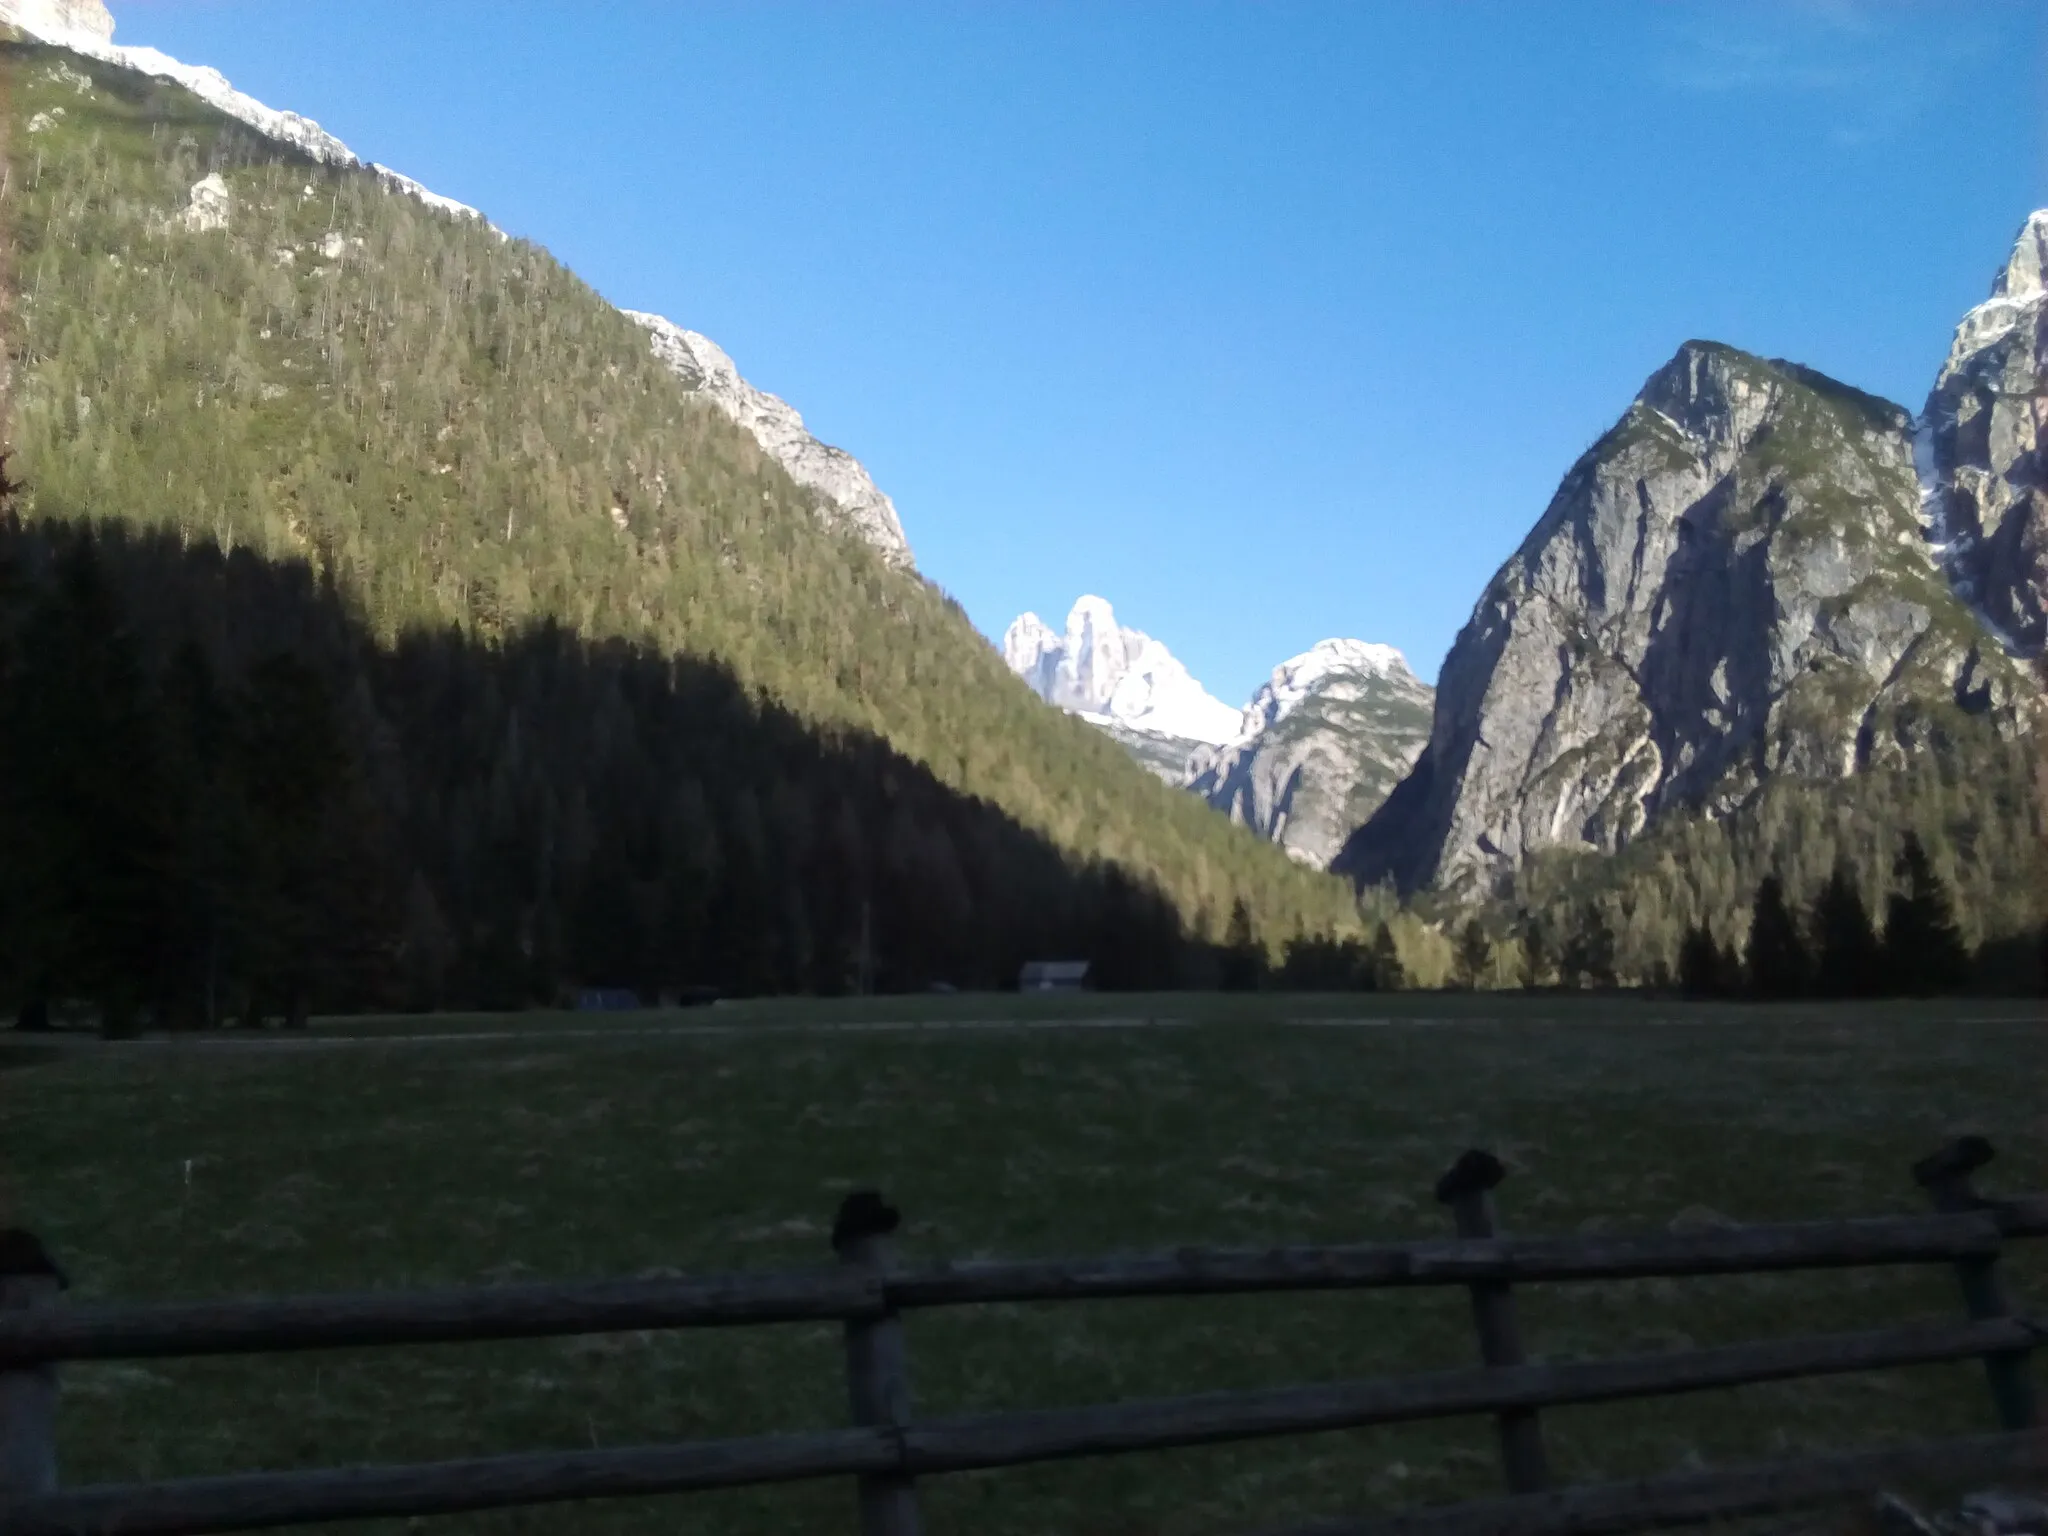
[
  {"left": 627, "top": 314, "right": 912, "bottom": 565},
  {"left": 0, "top": 0, "right": 917, "bottom": 568},
  {"left": 1188, "top": 641, "right": 1434, "bottom": 867},
  {"left": 1338, "top": 269, "right": 2044, "bottom": 895},
  {"left": 1002, "top": 597, "right": 1241, "bottom": 766},
  {"left": 1918, "top": 209, "right": 2046, "bottom": 654},
  {"left": 1004, "top": 602, "right": 1434, "bottom": 864}
]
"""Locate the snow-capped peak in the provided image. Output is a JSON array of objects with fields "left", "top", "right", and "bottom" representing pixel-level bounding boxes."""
[
  {"left": 1, "top": 0, "right": 493, "bottom": 225},
  {"left": 1993, "top": 208, "right": 2048, "bottom": 303},
  {"left": 1003, "top": 597, "right": 1240, "bottom": 745},
  {"left": 1233, "top": 638, "right": 1415, "bottom": 739}
]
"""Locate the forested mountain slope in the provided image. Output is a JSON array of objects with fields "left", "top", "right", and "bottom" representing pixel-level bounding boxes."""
[{"left": 0, "top": 37, "right": 1362, "bottom": 1017}]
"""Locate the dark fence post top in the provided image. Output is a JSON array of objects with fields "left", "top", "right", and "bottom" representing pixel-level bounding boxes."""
[
  {"left": 0, "top": 1231, "right": 67, "bottom": 1290},
  {"left": 1914, "top": 1137, "right": 1996, "bottom": 1195},
  {"left": 832, "top": 1192, "right": 901, "bottom": 1255},
  {"left": 1436, "top": 1150, "right": 1507, "bottom": 1207}
]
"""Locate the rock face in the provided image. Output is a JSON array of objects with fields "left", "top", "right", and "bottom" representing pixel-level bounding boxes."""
[
  {"left": 1002, "top": 597, "right": 1240, "bottom": 776},
  {"left": 0, "top": 0, "right": 113, "bottom": 41},
  {"left": 1337, "top": 339, "right": 2036, "bottom": 895},
  {"left": 1187, "top": 641, "right": 1434, "bottom": 866},
  {"left": 626, "top": 313, "right": 913, "bottom": 568},
  {"left": 1919, "top": 209, "right": 2048, "bottom": 653},
  {"left": 1004, "top": 604, "right": 1435, "bottom": 863}
]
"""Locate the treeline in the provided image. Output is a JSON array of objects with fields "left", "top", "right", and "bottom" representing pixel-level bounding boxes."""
[
  {"left": 1468, "top": 712, "right": 2048, "bottom": 996},
  {"left": 0, "top": 38, "right": 1362, "bottom": 971},
  {"left": 0, "top": 519, "right": 1283, "bottom": 1028}
]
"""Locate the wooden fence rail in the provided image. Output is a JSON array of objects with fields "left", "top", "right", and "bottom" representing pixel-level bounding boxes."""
[{"left": 0, "top": 1138, "right": 2041, "bottom": 1536}]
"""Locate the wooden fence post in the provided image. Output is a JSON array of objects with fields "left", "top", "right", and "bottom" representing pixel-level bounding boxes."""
[
  {"left": 833, "top": 1191, "right": 921, "bottom": 1536},
  {"left": 1436, "top": 1149, "right": 1549, "bottom": 1494},
  {"left": 1912, "top": 1137, "right": 2035, "bottom": 1430},
  {"left": 0, "top": 1230, "right": 66, "bottom": 1501}
]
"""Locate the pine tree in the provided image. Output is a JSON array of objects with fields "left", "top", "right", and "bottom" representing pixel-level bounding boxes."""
[
  {"left": 1454, "top": 919, "right": 1491, "bottom": 990},
  {"left": 1371, "top": 922, "right": 1406, "bottom": 991},
  {"left": 1220, "top": 898, "right": 1263, "bottom": 991},
  {"left": 1812, "top": 862, "right": 1879, "bottom": 999},
  {"left": 1677, "top": 924, "right": 1725, "bottom": 999},
  {"left": 1559, "top": 903, "right": 1617, "bottom": 990},
  {"left": 1745, "top": 875, "right": 1811, "bottom": 999},
  {"left": 1882, "top": 834, "right": 1969, "bottom": 996}
]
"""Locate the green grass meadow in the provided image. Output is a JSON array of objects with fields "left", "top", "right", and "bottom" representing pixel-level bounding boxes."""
[{"left": 3, "top": 996, "right": 2045, "bottom": 1534}]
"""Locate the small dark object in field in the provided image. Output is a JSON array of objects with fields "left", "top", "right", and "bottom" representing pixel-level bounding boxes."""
[
  {"left": 1435, "top": 1148, "right": 1507, "bottom": 1205},
  {"left": 0, "top": 1229, "right": 68, "bottom": 1288},
  {"left": 832, "top": 1190, "right": 901, "bottom": 1252}
]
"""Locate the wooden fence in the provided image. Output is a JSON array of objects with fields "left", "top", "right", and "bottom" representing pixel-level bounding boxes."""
[{"left": 0, "top": 1136, "right": 2043, "bottom": 1536}]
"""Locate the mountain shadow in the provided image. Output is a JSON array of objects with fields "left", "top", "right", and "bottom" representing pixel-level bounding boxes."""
[{"left": 0, "top": 516, "right": 1219, "bottom": 1025}]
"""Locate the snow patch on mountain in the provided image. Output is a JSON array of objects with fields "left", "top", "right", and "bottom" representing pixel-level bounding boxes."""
[
  {"left": 1003, "top": 597, "right": 1241, "bottom": 747},
  {"left": 1231, "top": 638, "right": 1414, "bottom": 740},
  {"left": 1, "top": 0, "right": 496, "bottom": 227}
]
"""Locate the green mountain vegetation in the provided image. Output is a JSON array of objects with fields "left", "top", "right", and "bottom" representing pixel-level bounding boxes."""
[
  {"left": 1449, "top": 713, "right": 2047, "bottom": 994},
  {"left": 0, "top": 37, "right": 1374, "bottom": 1021}
]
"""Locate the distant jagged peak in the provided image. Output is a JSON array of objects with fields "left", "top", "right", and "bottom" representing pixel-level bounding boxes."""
[
  {"left": 1234, "top": 638, "right": 1421, "bottom": 738},
  {"left": 1002, "top": 595, "right": 1241, "bottom": 746},
  {"left": 1992, "top": 208, "right": 2048, "bottom": 303},
  {"left": 0, "top": 0, "right": 113, "bottom": 42}
]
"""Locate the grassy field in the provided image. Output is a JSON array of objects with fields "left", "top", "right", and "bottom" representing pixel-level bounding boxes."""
[{"left": 3, "top": 995, "right": 2044, "bottom": 1534}]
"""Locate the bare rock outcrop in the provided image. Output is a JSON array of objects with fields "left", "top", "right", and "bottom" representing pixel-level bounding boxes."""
[
  {"left": 1919, "top": 209, "right": 2048, "bottom": 652},
  {"left": 1337, "top": 341, "right": 2035, "bottom": 895}
]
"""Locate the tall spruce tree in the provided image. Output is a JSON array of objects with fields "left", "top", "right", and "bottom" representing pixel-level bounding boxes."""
[
  {"left": 1882, "top": 834, "right": 1969, "bottom": 996},
  {"left": 1745, "top": 875, "right": 1811, "bottom": 999},
  {"left": 1370, "top": 922, "right": 1406, "bottom": 991},
  {"left": 1812, "top": 862, "right": 1880, "bottom": 999}
]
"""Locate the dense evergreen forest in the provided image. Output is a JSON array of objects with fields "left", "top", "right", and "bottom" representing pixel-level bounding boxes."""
[
  {"left": 1456, "top": 721, "right": 2048, "bottom": 994},
  {"left": 0, "top": 39, "right": 1381, "bottom": 1019}
]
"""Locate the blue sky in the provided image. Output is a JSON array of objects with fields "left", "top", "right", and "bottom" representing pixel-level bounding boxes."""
[{"left": 118, "top": 0, "right": 2045, "bottom": 702}]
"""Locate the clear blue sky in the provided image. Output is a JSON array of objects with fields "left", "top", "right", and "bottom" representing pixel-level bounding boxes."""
[{"left": 117, "top": 0, "right": 2045, "bottom": 702}]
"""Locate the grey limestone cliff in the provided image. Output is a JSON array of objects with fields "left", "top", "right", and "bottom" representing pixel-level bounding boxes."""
[
  {"left": 1337, "top": 340, "right": 2036, "bottom": 895},
  {"left": 1919, "top": 209, "right": 2047, "bottom": 653},
  {"left": 1187, "top": 641, "right": 1433, "bottom": 866}
]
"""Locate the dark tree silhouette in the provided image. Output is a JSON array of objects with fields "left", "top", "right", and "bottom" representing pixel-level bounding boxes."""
[
  {"left": 1812, "top": 862, "right": 1880, "bottom": 999},
  {"left": 1677, "top": 924, "right": 1726, "bottom": 999},
  {"left": 1370, "top": 922, "right": 1406, "bottom": 991},
  {"left": 1454, "top": 919, "right": 1491, "bottom": 990},
  {"left": 1882, "top": 834, "right": 1969, "bottom": 996},
  {"left": 1745, "top": 874, "right": 1811, "bottom": 999},
  {"left": 1559, "top": 903, "right": 1618, "bottom": 990}
]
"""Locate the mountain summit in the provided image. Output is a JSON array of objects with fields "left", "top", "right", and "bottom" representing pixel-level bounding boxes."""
[
  {"left": 1004, "top": 605, "right": 1434, "bottom": 864},
  {"left": 1003, "top": 598, "right": 1241, "bottom": 769},
  {"left": 1918, "top": 208, "right": 2048, "bottom": 653},
  {"left": 1338, "top": 333, "right": 2038, "bottom": 895},
  {"left": 0, "top": 0, "right": 111, "bottom": 42},
  {"left": 1188, "top": 641, "right": 1433, "bottom": 866}
]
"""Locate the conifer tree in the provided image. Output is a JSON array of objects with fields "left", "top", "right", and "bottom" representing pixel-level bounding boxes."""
[
  {"left": 1812, "top": 862, "right": 1880, "bottom": 999},
  {"left": 1454, "top": 919, "right": 1491, "bottom": 990},
  {"left": 1677, "top": 924, "right": 1725, "bottom": 999},
  {"left": 1882, "top": 834, "right": 1969, "bottom": 996},
  {"left": 1371, "top": 922, "right": 1406, "bottom": 991},
  {"left": 1745, "top": 875, "right": 1811, "bottom": 999}
]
